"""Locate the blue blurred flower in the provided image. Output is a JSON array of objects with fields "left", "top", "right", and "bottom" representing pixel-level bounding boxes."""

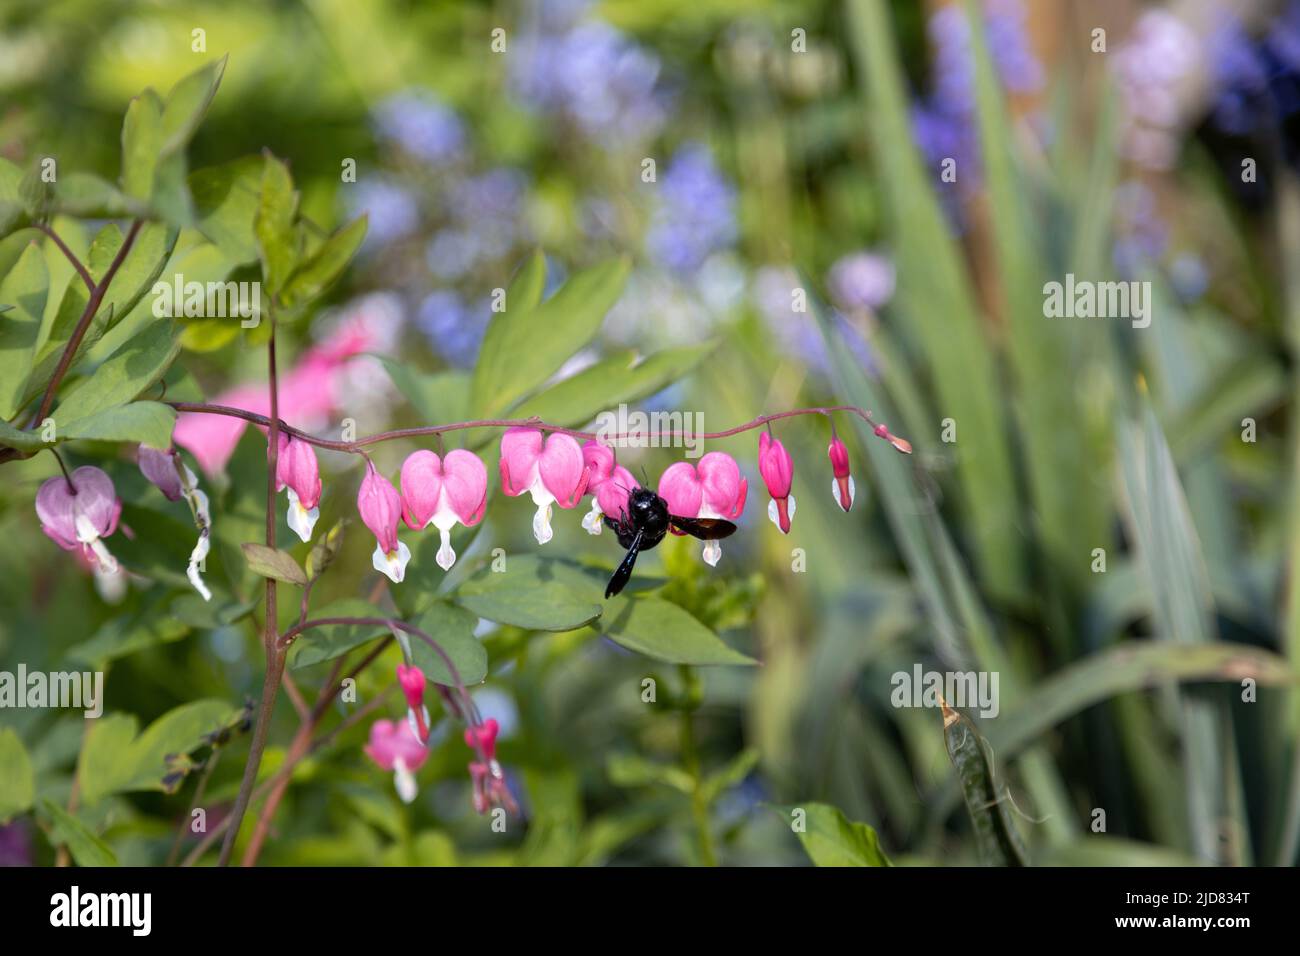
[
  {"left": 374, "top": 89, "right": 466, "bottom": 165},
  {"left": 416, "top": 290, "right": 490, "bottom": 367},
  {"left": 1210, "top": 1, "right": 1300, "bottom": 139},
  {"left": 646, "top": 143, "right": 737, "bottom": 276},
  {"left": 511, "top": 5, "right": 669, "bottom": 146},
  {"left": 348, "top": 178, "right": 419, "bottom": 248}
]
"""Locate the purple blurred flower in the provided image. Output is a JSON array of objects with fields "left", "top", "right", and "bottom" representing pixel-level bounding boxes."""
[
  {"left": 1210, "top": 1, "right": 1300, "bottom": 137},
  {"left": 0, "top": 821, "right": 32, "bottom": 867},
  {"left": 374, "top": 90, "right": 466, "bottom": 165},
  {"left": 646, "top": 143, "right": 737, "bottom": 276},
  {"left": 928, "top": 0, "right": 1042, "bottom": 117},
  {"left": 1111, "top": 10, "right": 1200, "bottom": 170},
  {"left": 827, "top": 252, "right": 895, "bottom": 313},
  {"left": 416, "top": 290, "right": 490, "bottom": 368}
]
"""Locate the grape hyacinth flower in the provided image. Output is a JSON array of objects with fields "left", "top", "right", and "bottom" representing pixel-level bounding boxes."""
[
  {"left": 499, "top": 428, "right": 590, "bottom": 545},
  {"left": 399, "top": 449, "right": 488, "bottom": 570},
  {"left": 358, "top": 464, "right": 410, "bottom": 583},
  {"left": 35, "top": 466, "right": 122, "bottom": 573},
  {"left": 758, "top": 431, "right": 795, "bottom": 534},
  {"left": 658, "top": 452, "right": 747, "bottom": 566},
  {"left": 580, "top": 441, "right": 638, "bottom": 535},
  {"left": 364, "top": 719, "right": 429, "bottom": 804},
  {"left": 276, "top": 435, "right": 322, "bottom": 544}
]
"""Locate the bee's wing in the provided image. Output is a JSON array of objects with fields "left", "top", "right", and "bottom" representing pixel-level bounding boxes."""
[
  {"left": 606, "top": 529, "right": 644, "bottom": 599},
  {"left": 668, "top": 516, "right": 737, "bottom": 540}
]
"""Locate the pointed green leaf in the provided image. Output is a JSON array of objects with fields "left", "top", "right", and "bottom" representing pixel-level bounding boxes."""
[
  {"left": 255, "top": 154, "right": 299, "bottom": 295},
  {"left": 41, "top": 800, "right": 118, "bottom": 867},
  {"left": 779, "top": 802, "right": 893, "bottom": 867},
  {"left": 0, "top": 243, "right": 49, "bottom": 417},
  {"left": 600, "top": 595, "right": 756, "bottom": 666},
  {"left": 0, "top": 729, "right": 35, "bottom": 822},
  {"left": 241, "top": 542, "right": 307, "bottom": 586},
  {"left": 61, "top": 400, "right": 175, "bottom": 448},
  {"left": 53, "top": 320, "right": 179, "bottom": 423}
]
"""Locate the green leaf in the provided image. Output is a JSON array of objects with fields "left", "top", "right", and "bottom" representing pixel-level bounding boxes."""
[
  {"left": 78, "top": 700, "right": 237, "bottom": 805},
  {"left": 379, "top": 361, "right": 468, "bottom": 423},
  {"left": 454, "top": 554, "right": 603, "bottom": 632},
  {"left": 513, "top": 342, "right": 717, "bottom": 427},
  {"left": 41, "top": 800, "right": 118, "bottom": 867},
  {"left": 0, "top": 157, "right": 28, "bottom": 235},
  {"left": 606, "top": 753, "right": 694, "bottom": 793},
  {"left": 0, "top": 729, "right": 35, "bottom": 822},
  {"left": 26, "top": 221, "right": 179, "bottom": 408},
  {"left": 255, "top": 154, "right": 299, "bottom": 296},
  {"left": 53, "top": 320, "right": 179, "bottom": 424},
  {"left": 0, "top": 417, "right": 46, "bottom": 451},
  {"left": 61, "top": 400, "right": 175, "bottom": 448},
  {"left": 241, "top": 542, "right": 308, "bottom": 586},
  {"left": 120, "top": 88, "right": 165, "bottom": 202},
  {"left": 65, "top": 596, "right": 190, "bottom": 669},
  {"left": 0, "top": 243, "right": 49, "bottom": 417},
  {"left": 159, "top": 55, "right": 227, "bottom": 157},
  {"left": 780, "top": 802, "right": 893, "bottom": 867},
  {"left": 53, "top": 172, "right": 131, "bottom": 218},
  {"left": 189, "top": 157, "right": 263, "bottom": 264},
  {"left": 409, "top": 602, "right": 489, "bottom": 686},
  {"left": 600, "top": 596, "right": 756, "bottom": 666},
  {"left": 700, "top": 747, "right": 761, "bottom": 804},
  {"left": 470, "top": 256, "right": 629, "bottom": 416},
  {"left": 943, "top": 701, "right": 1028, "bottom": 866},
  {"left": 287, "top": 598, "right": 389, "bottom": 669},
  {"left": 280, "top": 215, "right": 367, "bottom": 308}
]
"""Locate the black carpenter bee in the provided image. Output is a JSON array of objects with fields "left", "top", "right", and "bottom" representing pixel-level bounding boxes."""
[{"left": 603, "top": 486, "right": 736, "bottom": 598}]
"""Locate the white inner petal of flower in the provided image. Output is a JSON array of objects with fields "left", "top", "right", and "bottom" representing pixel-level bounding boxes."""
[
  {"left": 285, "top": 487, "right": 319, "bottom": 543},
  {"left": 393, "top": 757, "right": 418, "bottom": 804},
  {"left": 435, "top": 528, "right": 457, "bottom": 570},
  {"left": 529, "top": 482, "right": 557, "bottom": 545},
  {"left": 582, "top": 499, "right": 604, "bottom": 535},
  {"left": 702, "top": 539, "right": 722, "bottom": 567},
  {"left": 188, "top": 531, "right": 212, "bottom": 602},
  {"left": 373, "top": 541, "right": 412, "bottom": 583}
]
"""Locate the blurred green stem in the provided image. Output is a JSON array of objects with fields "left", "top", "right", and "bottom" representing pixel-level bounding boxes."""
[{"left": 679, "top": 665, "right": 716, "bottom": 867}]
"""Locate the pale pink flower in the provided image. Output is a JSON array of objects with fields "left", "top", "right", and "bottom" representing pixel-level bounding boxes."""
[
  {"left": 364, "top": 719, "right": 429, "bottom": 803},
  {"left": 276, "top": 435, "right": 322, "bottom": 543},
  {"left": 358, "top": 464, "right": 410, "bottom": 583},
  {"left": 35, "top": 467, "right": 122, "bottom": 573}
]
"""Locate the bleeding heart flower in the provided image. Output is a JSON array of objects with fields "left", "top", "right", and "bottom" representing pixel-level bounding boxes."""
[
  {"left": 828, "top": 436, "right": 855, "bottom": 512},
  {"left": 499, "top": 428, "right": 590, "bottom": 544},
  {"left": 658, "top": 452, "right": 747, "bottom": 566},
  {"left": 580, "top": 441, "right": 638, "bottom": 535},
  {"left": 399, "top": 449, "right": 487, "bottom": 570},
  {"left": 364, "top": 719, "right": 429, "bottom": 804},
  {"left": 462, "top": 718, "right": 516, "bottom": 815},
  {"left": 758, "top": 430, "right": 796, "bottom": 534},
  {"left": 35, "top": 467, "right": 122, "bottom": 573},
  {"left": 137, "top": 445, "right": 183, "bottom": 501},
  {"left": 396, "top": 663, "right": 430, "bottom": 742},
  {"left": 357, "top": 464, "right": 410, "bottom": 583},
  {"left": 276, "top": 435, "right": 322, "bottom": 544}
]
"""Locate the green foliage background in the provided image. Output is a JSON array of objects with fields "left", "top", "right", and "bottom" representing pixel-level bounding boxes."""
[{"left": 0, "top": 0, "right": 1296, "bottom": 867}]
